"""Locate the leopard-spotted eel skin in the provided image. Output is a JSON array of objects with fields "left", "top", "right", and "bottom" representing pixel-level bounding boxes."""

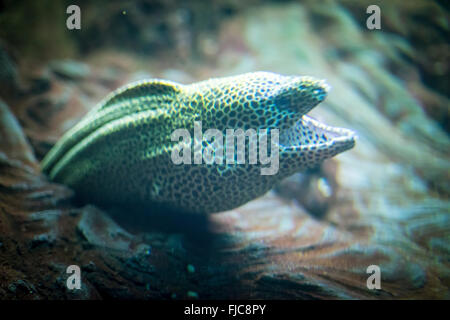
[{"left": 41, "top": 72, "right": 356, "bottom": 214}]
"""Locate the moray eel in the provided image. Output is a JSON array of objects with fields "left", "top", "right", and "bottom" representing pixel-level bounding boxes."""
[{"left": 41, "top": 72, "right": 355, "bottom": 214}]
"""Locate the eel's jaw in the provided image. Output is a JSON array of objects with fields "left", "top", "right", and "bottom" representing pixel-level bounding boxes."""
[{"left": 278, "top": 114, "right": 356, "bottom": 164}]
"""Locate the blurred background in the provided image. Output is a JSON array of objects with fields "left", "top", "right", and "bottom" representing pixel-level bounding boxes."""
[{"left": 0, "top": 0, "right": 448, "bottom": 299}]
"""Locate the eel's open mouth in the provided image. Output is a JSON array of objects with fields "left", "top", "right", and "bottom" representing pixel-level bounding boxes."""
[{"left": 278, "top": 115, "right": 356, "bottom": 152}]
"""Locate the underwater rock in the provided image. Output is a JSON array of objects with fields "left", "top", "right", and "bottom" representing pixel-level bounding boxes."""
[
  {"left": 0, "top": 42, "right": 22, "bottom": 97},
  {"left": 275, "top": 161, "right": 338, "bottom": 219},
  {"left": 0, "top": 99, "right": 37, "bottom": 166},
  {"left": 49, "top": 60, "right": 91, "bottom": 80},
  {"left": 77, "top": 205, "right": 134, "bottom": 251},
  {"left": 8, "top": 280, "right": 38, "bottom": 297}
]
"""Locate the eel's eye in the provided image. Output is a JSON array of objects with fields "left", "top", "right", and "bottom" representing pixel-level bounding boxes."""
[{"left": 272, "top": 78, "right": 329, "bottom": 116}]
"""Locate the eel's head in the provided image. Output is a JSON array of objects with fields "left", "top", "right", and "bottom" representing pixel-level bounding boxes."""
[{"left": 187, "top": 71, "right": 356, "bottom": 174}]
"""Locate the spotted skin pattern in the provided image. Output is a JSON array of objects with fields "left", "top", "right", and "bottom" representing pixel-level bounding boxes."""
[{"left": 41, "top": 72, "right": 356, "bottom": 214}]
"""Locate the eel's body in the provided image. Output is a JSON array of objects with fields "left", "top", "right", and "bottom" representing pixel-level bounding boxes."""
[{"left": 41, "top": 72, "right": 355, "bottom": 214}]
